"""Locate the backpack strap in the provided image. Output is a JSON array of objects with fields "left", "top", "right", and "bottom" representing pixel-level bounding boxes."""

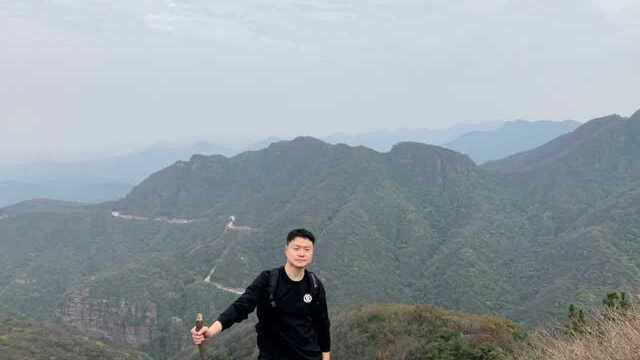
[
  {"left": 267, "top": 267, "right": 280, "bottom": 308},
  {"left": 307, "top": 271, "right": 318, "bottom": 292},
  {"left": 306, "top": 270, "right": 322, "bottom": 306},
  {"left": 307, "top": 271, "right": 319, "bottom": 292}
]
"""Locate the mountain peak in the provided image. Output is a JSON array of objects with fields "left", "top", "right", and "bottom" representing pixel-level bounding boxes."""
[
  {"left": 484, "top": 109, "right": 640, "bottom": 195},
  {"left": 388, "top": 142, "right": 476, "bottom": 186},
  {"left": 630, "top": 108, "right": 640, "bottom": 121},
  {"left": 390, "top": 142, "right": 475, "bottom": 166},
  {"left": 267, "top": 136, "right": 329, "bottom": 150}
]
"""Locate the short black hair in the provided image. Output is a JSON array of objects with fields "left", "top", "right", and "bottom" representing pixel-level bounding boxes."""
[{"left": 287, "top": 228, "right": 316, "bottom": 245}]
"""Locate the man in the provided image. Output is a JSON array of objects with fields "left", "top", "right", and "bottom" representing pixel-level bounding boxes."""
[{"left": 191, "top": 228, "right": 331, "bottom": 360}]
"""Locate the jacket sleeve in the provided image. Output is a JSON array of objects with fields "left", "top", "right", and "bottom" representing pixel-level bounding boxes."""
[
  {"left": 216, "top": 271, "right": 268, "bottom": 331},
  {"left": 312, "top": 281, "right": 331, "bottom": 352}
]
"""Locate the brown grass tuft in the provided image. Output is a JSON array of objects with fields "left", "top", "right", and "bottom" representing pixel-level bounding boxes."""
[{"left": 516, "top": 308, "right": 640, "bottom": 360}]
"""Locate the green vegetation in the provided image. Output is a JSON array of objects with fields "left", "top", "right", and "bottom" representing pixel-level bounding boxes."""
[
  {"left": 516, "top": 292, "right": 640, "bottom": 360},
  {"left": 0, "top": 317, "right": 149, "bottom": 360},
  {"left": 1, "top": 109, "right": 639, "bottom": 358},
  {"left": 602, "top": 292, "right": 631, "bottom": 312},
  {"left": 567, "top": 304, "right": 586, "bottom": 334},
  {"left": 566, "top": 291, "right": 634, "bottom": 335},
  {"left": 331, "top": 304, "right": 524, "bottom": 360}
]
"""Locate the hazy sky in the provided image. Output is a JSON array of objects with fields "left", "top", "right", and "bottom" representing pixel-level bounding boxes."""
[{"left": 1, "top": 0, "right": 639, "bottom": 164}]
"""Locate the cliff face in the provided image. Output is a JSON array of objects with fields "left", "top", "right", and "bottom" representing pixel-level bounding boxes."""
[
  {"left": 388, "top": 142, "right": 477, "bottom": 187},
  {"left": 62, "top": 288, "right": 157, "bottom": 346}
]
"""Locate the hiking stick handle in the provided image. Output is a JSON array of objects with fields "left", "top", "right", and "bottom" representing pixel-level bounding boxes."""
[{"left": 195, "top": 313, "right": 206, "bottom": 360}]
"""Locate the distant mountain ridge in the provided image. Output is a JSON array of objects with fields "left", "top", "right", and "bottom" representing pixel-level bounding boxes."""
[
  {"left": 321, "top": 121, "right": 503, "bottom": 152},
  {"left": 444, "top": 119, "right": 581, "bottom": 164},
  {"left": 0, "top": 198, "right": 84, "bottom": 216},
  {"left": 0, "top": 141, "right": 236, "bottom": 184},
  {"left": 116, "top": 137, "right": 477, "bottom": 219},
  {"left": 0, "top": 142, "right": 236, "bottom": 207},
  {"left": 0, "top": 120, "right": 578, "bottom": 207},
  {"left": 0, "top": 180, "right": 131, "bottom": 208},
  {"left": 485, "top": 112, "right": 640, "bottom": 224}
]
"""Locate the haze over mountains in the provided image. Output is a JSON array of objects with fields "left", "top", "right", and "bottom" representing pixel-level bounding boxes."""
[
  {"left": 0, "top": 142, "right": 236, "bottom": 207},
  {"left": 3, "top": 0, "right": 638, "bottom": 158},
  {"left": 444, "top": 120, "right": 581, "bottom": 164},
  {"left": 323, "top": 119, "right": 581, "bottom": 163},
  {"left": 0, "top": 108, "right": 638, "bottom": 358},
  {"left": 321, "top": 121, "right": 504, "bottom": 152},
  {"left": 0, "top": 119, "right": 578, "bottom": 207}
]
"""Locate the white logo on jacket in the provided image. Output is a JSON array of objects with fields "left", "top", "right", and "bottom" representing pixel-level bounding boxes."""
[{"left": 303, "top": 294, "right": 313, "bottom": 303}]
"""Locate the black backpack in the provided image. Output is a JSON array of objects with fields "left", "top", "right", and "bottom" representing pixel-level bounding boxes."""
[{"left": 267, "top": 267, "right": 321, "bottom": 310}]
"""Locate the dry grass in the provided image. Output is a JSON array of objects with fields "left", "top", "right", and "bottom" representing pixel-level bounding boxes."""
[{"left": 517, "top": 308, "right": 640, "bottom": 360}]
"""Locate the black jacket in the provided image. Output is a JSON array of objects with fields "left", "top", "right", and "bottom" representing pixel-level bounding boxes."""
[{"left": 217, "top": 267, "right": 330, "bottom": 359}]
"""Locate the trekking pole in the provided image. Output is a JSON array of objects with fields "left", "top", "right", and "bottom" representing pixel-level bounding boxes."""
[{"left": 195, "top": 313, "right": 206, "bottom": 360}]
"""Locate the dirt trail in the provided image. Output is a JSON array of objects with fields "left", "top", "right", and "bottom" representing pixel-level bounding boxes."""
[
  {"left": 202, "top": 216, "right": 255, "bottom": 297},
  {"left": 111, "top": 211, "right": 200, "bottom": 224}
]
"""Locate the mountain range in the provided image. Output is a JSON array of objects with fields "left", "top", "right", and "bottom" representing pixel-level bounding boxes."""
[
  {"left": 0, "top": 142, "right": 236, "bottom": 207},
  {"left": 444, "top": 120, "right": 580, "bottom": 164},
  {"left": 0, "top": 109, "right": 637, "bottom": 359},
  {"left": 0, "top": 120, "right": 578, "bottom": 208}
]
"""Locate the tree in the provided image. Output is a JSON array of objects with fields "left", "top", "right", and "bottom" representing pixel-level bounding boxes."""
[
  {"left": 603, "top": 292, "right": 631, "bottom": 311},
  {"left": 567, "top": 304, "right": 586, "bottom": 334}
]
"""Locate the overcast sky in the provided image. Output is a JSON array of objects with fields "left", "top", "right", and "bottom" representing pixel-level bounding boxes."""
[{"left": 1, "top": 0, "right": 639, "bottom": 164}]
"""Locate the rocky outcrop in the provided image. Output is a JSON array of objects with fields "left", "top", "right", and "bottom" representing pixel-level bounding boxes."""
[
  {"left": 388, "top": 142, "right": 477, "bottom": 187},
  {"left": 62, "top": 288, "right": 157, "bottom": 346}
]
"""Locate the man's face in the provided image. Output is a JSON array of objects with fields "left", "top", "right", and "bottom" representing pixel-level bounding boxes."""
[{"left": 285, "top": 237, "right": 314, "bottom": 269}]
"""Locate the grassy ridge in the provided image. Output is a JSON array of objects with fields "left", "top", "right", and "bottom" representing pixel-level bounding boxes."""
[
  {"left": 516, "top": 305, "right": 640, "bottom": 360},
  {"left": 0, "top": 317, "right": 149, "bottom": 360}
]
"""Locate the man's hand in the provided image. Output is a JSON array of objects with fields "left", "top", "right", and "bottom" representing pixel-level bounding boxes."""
[
  {"left": 191, "top": 325, "right": 209, "bottom": 345},
  {"left": 191, "top": 321, "right": 223, "bottom": 345},
  {"left": 322, "top": 352, "right": 331, "bottom": 360},
  {"left": 205, "top": 321, "right": 223, "bottom": 339}
]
